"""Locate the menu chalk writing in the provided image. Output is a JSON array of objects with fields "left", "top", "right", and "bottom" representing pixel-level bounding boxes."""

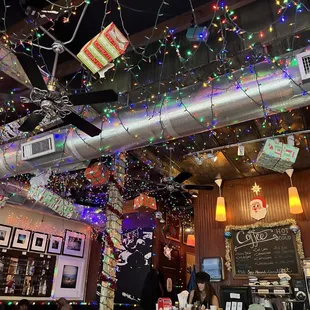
[{"left": 231, "top": 225, "right": 301, "bottom": 277}]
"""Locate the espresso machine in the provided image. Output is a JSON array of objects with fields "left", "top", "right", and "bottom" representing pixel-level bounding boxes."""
[{"left": 282, "top": 279, "right": 309, "bottom": 310}]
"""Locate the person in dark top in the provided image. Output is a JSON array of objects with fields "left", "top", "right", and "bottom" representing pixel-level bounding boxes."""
[
  {"left": 140, "top": 268, "right": 166, "bottom": 310},
  {"left": 18, "top": 299, "right": 30, "bottom": 310},
  {"left": 188, "top": 272, "right": 219, "bottom": 309}
]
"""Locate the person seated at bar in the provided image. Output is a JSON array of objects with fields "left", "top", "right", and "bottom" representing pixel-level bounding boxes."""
[
  {"left": 188, "top": 272, "right": 219, "bottom": 309},
  {"left": 57, "top": 298, "right": 72, "bottom": 310},
  {"left": 18, "top": 299, "right": 30, "bottom": 310}
]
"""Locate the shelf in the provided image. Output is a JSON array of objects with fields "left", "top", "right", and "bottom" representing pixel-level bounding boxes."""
[{"left": 244, "top": 284, "right": 291, "bottom": 288}]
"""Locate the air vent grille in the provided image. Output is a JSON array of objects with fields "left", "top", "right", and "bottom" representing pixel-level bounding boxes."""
[
  {"left": 21, "top": 134, "right": 56, "bottom": 160},
  {"left": 297, "top": 51, "right": 310, "bottom": 81}
]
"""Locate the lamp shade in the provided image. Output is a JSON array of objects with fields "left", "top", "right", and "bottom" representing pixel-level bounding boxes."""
[
  {"left": 288, "top": 187, "right": 303, "bottom": 214},
  {"left": 186, "top": 234, "right": 195, "bottom": 246},
  {"left": 215, "top": 196, "right": 226, "bottom": 222}
]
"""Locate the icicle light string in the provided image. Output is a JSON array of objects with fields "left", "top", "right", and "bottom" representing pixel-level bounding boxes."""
[{"left": 115, "top": 0, "right": 169, "bottom": 55}]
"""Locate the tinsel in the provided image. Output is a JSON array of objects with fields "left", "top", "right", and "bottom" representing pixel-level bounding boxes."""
[
  {"left": 103, "top": 230, "right": 120, "bottom": 260},
  {"left": 99, "top": 274, "right": 117, "bottom": 291},
  {"left": 106, "top": 203, "right": 124, "bottom": 219},
  {"left": 224, "top": 219, "right": 305, "bottom": 272}
]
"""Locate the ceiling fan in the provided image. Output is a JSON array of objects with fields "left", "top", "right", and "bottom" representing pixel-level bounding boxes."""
[
  {"left": 137, "top": 147, "right": 214, "bottom": 201},
  {"left": 15, "top": 52, "right": 118, "bottom": 137}
]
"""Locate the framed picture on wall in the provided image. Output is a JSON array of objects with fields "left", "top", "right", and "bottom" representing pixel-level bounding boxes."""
[
  {"left": 30, "top": 232, "right": 48, "bottom": 253},
  {"left": 63, "top": 230, "right": 85, "bottom": 258},
  {"left": 11, "top": 228, "right": 31, "bottom": 250},
  {"left": 0, "top": 224, "right": 13, "bottom": 248},
  {"left": 47, "top": 235, "right": 63, "bottom": 255},
  {"left": 165, "top": 214, "right": 181, "bottom": 242},
  {"left": 53, "top": 256, "right": 85, "bottom": 299}
]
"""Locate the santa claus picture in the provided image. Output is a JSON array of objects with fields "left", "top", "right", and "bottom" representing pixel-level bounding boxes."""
[{"left": 250, "top": 196, "right": 268, "bottom": 220}]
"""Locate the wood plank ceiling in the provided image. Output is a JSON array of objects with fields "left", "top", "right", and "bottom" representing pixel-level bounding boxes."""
[{"left": 134, "top": 107, "right": 310, "bottom": 184}]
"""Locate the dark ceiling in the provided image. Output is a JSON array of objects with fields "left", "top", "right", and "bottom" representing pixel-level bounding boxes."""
[
  {"left": 6, "top": 0, "right": 212, "bottom": 69},
  {"left": 2, "top": 0, "right": 310, "bottom": 210}
]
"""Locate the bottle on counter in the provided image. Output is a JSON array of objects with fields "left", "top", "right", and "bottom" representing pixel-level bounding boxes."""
[
  {"left": 38, "top": 279, "right": 42, "bottom": 295},
  {"left": 4, "top": 286, "right": 8, "bottom": 294},
  {"left": 22, "top": 280, "right": 27, "bottom": 295},
  {"left": 42, "top": 280, "right": 47, "bottom": 295},
  {"left": 29, "top": 261, "right": 35, "bottom": 276},
  {"left": 26, "top": 281, "right": 31, "bottom": 296},
  {"left": 0, "top": 256, "right": 4, "bottom": 273}
]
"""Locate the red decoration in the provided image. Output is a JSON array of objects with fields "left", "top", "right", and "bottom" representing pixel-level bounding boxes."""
[
  {"left": 77, "top": 22, "right": 129, "bottom": 76},
  {"left": 85, "top": 163, "right": 110, "bottom": 186},
  {"left": 106, "top": 204, "right": 124, "bottom": 219},
  {"left": 99, "top": 274, "right": 117, "bottom": 291},
  {"left": 134, "top": 194, "right": 156, "bottom": 210},
  {"left": 158, "top": 298, "right": 172, "bottom": 309}
]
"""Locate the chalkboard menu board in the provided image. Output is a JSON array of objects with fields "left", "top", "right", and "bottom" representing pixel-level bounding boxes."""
[{"left": 230, "top": 225, "right": 302, "bottom": 278}]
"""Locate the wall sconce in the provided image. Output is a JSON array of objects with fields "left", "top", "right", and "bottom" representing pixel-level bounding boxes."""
[
  {"left": 186, "top": 234, "right": 195, "bottom": 246},
  {"left": 215, "top": 178, "right": 226, "bottom": 222},
  {"left": 286, "top": 169, "right": 303, "bottom": 214}
]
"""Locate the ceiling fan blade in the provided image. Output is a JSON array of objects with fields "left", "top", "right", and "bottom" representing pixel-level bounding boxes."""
[
  {"left": 173, "top": 171, "right": 192, "bottom": 184},
  {"left": 15, "top": 53, "right": 48, "bottom": 90},
  {"left": 19, "top": 113, "right": 45, "bottom": 132},
  {"left": 68, "top": 90, "right": 118, "bottom": 106},
  {"left": 182, "top": 184, "right": 214, "bottom": 191},
  {"left": 62, "top": 112, "right": 102, "bottom": 137}
]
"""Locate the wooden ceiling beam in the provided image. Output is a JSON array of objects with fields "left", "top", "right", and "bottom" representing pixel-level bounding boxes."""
[
  {"left": 56, "top": 0, "right": 256, "bottom": 78},
  {"left": 0, "top": 44, "right": 30, "bottom": 88}
]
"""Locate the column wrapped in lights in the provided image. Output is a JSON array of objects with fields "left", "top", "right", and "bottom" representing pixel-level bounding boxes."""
[
  {"left": 99, "top": 153, "right": 127, "bottom": 310},
  {"left": 215, "top": 178, "right": 226, "bottom": 222},
  {"left": 286, "top": 169, "right": 303, "bottom": 215}
]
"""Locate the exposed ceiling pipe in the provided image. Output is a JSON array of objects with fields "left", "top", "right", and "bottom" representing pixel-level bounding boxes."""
[{"left": 0, "top": 49, "right": 310, "bottom": 178}]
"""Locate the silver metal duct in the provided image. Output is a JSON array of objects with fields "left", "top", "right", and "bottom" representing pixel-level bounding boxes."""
[{"left": 0, "top": 52, "right": 309, "bottom": 178}]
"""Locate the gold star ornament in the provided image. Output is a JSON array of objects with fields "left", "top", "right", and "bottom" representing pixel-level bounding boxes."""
[{"left": 251, "top": 182, "right": 261, "bottom": 195}]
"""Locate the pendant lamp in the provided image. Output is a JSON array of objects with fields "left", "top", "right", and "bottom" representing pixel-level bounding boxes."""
[
  {"left": 186, "top": 234, "right": 195, "bottom": 246},
  {"left": 215, "top": 178, "right": 226, "bottom": 222},
  {"left": 286, "top": 169, "right": 303, "bottom": 214}
]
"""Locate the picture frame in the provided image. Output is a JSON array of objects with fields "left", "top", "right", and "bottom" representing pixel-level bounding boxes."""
[
  {"left": 47, "top": 235, "right": 63, "bottom": 255},
  {"left": 165, "top": 214, "right": 181, "bottom": 242},
  {"left": 30, "top": 232, "right": 48, "bottom": 253},
  {"left": 201, "top": 257, "right": 224, "bottom": 282},
  {"left": 63, "top": 230, "right": 85, "bottom": 258},
  {"left": 52, "top": 256, "right": 85, "bottom": 299},
  {"left": 0, "top": 224, "right": 13, "bottom": 248},
  {"left": 11, "top": 228, "right": 31, "bottom": 250},
  {"left": 186, "top": 252, "right": 196, "bottom": 284}
]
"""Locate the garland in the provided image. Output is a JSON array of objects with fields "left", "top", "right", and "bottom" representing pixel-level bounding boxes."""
[
  {"left": 109, "top": 174, "right": 124, "bottom": 196},
  {"left": 103, "top": 230, "right": 120, "bottom": 260},
  {"left": 106, "top": 203, "right": 124, "bottom": 219},
  {"left": 99, "top": 273, "right": 117, "bottom": 291},
  {"left": 224, "top": 219, "right": 305, "bottom": 272}
]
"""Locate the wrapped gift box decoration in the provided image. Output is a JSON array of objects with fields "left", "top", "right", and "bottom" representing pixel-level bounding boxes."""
[
  {"left": 134, "top": 194, "right": 156, "bottom": 210},
  {"left": 256, "top": 139, "right": 299, "bottom": 173},
  {"left": 85, "top": 163, "right": 110, "bottom": 186},
  {"left": 256, "top": 139, "right": 282, "bottom": 170},
  {"left": 186, "top": 26, "right": 209, "bottom": 42},
  {"left": 273, "top": 143, "right": 299, "bottom": 173},
  {"left": 77, "top": 22, "right": 129, "bottom": 76}
]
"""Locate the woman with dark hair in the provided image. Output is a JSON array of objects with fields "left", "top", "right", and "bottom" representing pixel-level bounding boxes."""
[
  {"left": 18, "top": 299, "right": 30, "bottom": 310},
  {"left": 188, "top": 272, "right": 219, "bottom": 309}
]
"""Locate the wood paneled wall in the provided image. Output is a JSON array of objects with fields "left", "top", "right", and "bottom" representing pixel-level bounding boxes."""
[{"left": 194, "top": 169, "right": 310, "bottom": 294}]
